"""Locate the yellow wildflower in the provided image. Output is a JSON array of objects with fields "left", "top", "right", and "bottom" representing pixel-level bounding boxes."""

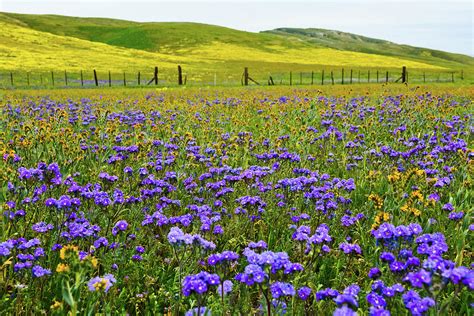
[
  {"left": 59, "top": 245, "right": 79, "bottom": 260},
  {"left": 50, "top": 300, "right": 62, "bottom": 310},
  {"left": 56, "top": 263, "right": 70, "bottom": 273}
]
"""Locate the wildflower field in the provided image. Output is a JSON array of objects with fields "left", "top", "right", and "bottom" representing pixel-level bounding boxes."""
[{"left": 0, "top": 85, "right": 473, "bottom": 315}]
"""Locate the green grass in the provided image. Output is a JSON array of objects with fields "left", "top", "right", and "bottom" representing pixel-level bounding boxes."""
[
  {"left": 0, "top": 85, "right": 473, "bottom": 315},
  {"left": 0, "top": 12, "right": 473, "bottom": 86}
]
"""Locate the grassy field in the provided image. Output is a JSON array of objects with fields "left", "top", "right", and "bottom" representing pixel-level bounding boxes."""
[
  {"left": 1, "top": 12, "right": 473, "bottom": 87},
  {"left": 1, "top": 9, "right": 473, "bottom": 315},
  {"left": 0, "top": 84, "right": 472, "bottom": 315}
]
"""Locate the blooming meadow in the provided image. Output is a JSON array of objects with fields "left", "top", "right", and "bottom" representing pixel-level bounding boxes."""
[{"left": 0, "top": 86, "right": 472, "bottom": 315}]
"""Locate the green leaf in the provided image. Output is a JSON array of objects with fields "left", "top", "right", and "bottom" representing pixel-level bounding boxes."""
[{"left": 62, "top": 280, "right": 75, "bottom": 308}]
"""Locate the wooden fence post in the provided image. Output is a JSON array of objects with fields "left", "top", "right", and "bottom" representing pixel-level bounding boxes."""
[
  {"left": 184, "top": 75, "right": 187, "bottom": 85},
  {"left": 368, "top": 70, "right": 370, "bottom": 83},
  {"left": 461, "top": 70, "right": 464, "bottom": 80},
  {"left": 376, "top": 70, "right": 379, "bottom": 83},
  {"left": 300, "top": 72, "right": 302, "bottom": 85},
  {"left": 40, "top": 74, "right": 43, "bottom": 85},
  {"left": 401, "top": 66, "right": 407, "bottom": 83},
  {"left": 242, "top": 70, "right": 260, "bottom": 86},
  {"left": 350, "top": 69, "right": 353, "bottom": 84},
  {"left": 451, "top": 72, "right": 454, "bottom": 83},
  {"left": 290, "top": 71, "right": 292, "bottom": 86},
  {"left": 108, "top": 71, "right": 111, "bottom": 87},
  {"left": 10, "top": 72, "right": 13, "bottom": 86},
  {"left": 321, "top": 70, "right": 324, "bottom": 85},
  {"left": 386, "top": 71, "right": 389, "bottom": 83},
  {"left": 123, "top": 72, "right": 126, "bottom": 86},
  {"left": 93, "top": 69, "right": 98, "bottom": 86},
  {"left": 81, "top": 70, "right": 84, "bottom": 86},
  {"left": 27, "top": 72, "right": 30, "bottom": 86},
  {"left": 138, "top": 71, "right": 141, "bottom": 85},
  {"left": 64, "top": 70, "right": 68, "bottom": 86},
  {"left": 52, "top": 71, "right": 55, "bottom": 86},
  {"left": 331, "top": 71, "right": 334, "bottom": 85},
  {"left": 311, "top": 71, "right": 314, "bottom": 85},
  {"left": 178, "top": 65, "right": 183, "bottom": 85},
  {"left": 341, "top": 68, "right": 344, "bottom": 85},
  {"left": 154, "top": 67, "right": 158, "bottom": 85}
]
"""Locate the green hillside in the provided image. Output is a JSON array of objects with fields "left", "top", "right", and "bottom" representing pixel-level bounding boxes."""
[
  {"left": 265, "top": 28, "right": 474, "bottom": 69},
  {"left": 0, "top": 12, "right": 291, "bottom": 52},
  {"left": 0, "top": 12, "right": 472, "bottom": 86}
]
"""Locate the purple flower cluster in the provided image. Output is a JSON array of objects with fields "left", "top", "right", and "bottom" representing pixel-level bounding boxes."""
[
  {"left": 367, "top": 280, "right": 405, "bottom": 315},
  {"left": 60, "top": 215, "right": 100, "bottom": 240},
  {"left": 379, "top": 249, "right": 421, "bottom": 273},
  {"left": 217, "top": 280, "right": 233, "bottom": 296},
  {"left": 1, "top": 238, "right": 48, "bottom": 276},
  {"left": 368, "top": 267, "right": 382, "bottom": 279},
  {"left": 403, "top": 269, "right": 431, "bottom": 288},
  {"left": 372, "top": 223, "right": 422, "bottom": 248},
  {"left": 270, "top": 281, "right": 295, "bottom": 299},
  {"left": 87, "top": 274, "right": 117, "bottom": 293},
  {"left": 185, "top": 307, "right": 210, "bottom": 316},
  {"left": 99, "top": 172, "right": 119, "bottom": 182},
  {"left": 341, "top": 213, "right": 365, "bottom": 227},
  {"left": 415, "top": 233, "right": 448, "bottom": 257},
  {"left": 3, "top": 208, "right": 26, "bottom": 221},
  {"left": 441, "top": 266, "right": 473, "bottom": 290},
  {"left": 248, "top": 240, "right": 267, "bottom": 249},
  {"left": 241, "top": 248, "right": 303, "bottom": 275},
  {"left": 235, "top": 264, "right": 268, "bottom": 285},
  {"left": 18, "top": 162, "right": 62, "bottom": 183},
  {"left": 234, "top": 195, "right": 267, "bottom": 220},
  {"left": 316, "top": 284, "right": 360, "bottom": 315},
  {"left": 32, "top": 265, "right": 51, "bottom": 278},
  {"left": 112, "top": 220, "right": 129, "bottom": 236},
  {"left": 334, "top": 284, "right": 360, "bottom": 308},
  {"left": 292, "top": 224, "right": 332, "bottom": 254},
  {"left": 207, "top": 251, "right": 239, "bottom": 266},
  {"left": 182, "top": 271, "right": 220, "bottom": 296},
  {"left": 167, "top": 227, "right": 216, "bottom": 250},
  {"left": 402, "top": 290, "right": 435, "bottom": 316},
  {"left": 339, "top": 242, "right": 362, "bottom": 255},
  {"left": 93, "top": 237, "right": 109, "bottom": 249},
  {"left": 370, "top": 219, "right": 473, "bottom": 315},
  {"left": 235, "top": 242, "right": 303, "bottom": 290},
  {"left": 31, "top": 222, "right": 54, "bottom": 233},
  {"left": 448, "top": 211, "right": 464, "bottom": 221},
  {"left": 44, "top": 195, "right": 81, "bottom": 210},
  {"left": 297, "top": 286, "right": 312, "bottom": 300},
  {"left": 0, "top": 240, "right": 15, "bottom": 256}
]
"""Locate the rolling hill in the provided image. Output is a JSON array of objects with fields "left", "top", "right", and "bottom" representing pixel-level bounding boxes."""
[
  {"left": 0, "top": 12, "right": 472, "bottom": 84},
  {"left": 265, "top": 28, "right": 473, "bottom": 69}
]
